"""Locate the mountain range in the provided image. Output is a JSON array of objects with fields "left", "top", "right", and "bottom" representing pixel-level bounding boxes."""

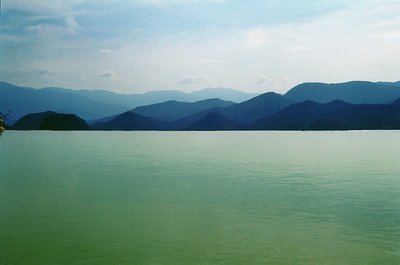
[
  {"left": 0, "top": 81, "right": 257, "bottom": 124},
  {"left": 253, "top": 99, "right": 400, "bottom": 130},
  {"left": 285, "top": 81, "right": 400, "bottom": 104},
  {"left": 131, "top": 98, "right": 234, "bottom": 122},
  {"left": 5, "top": 80, "right": 400, "bottom": 131}
]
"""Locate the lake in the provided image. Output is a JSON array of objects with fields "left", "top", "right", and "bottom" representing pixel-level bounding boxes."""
[{"left": 0, "top": 131, "right": 399, "bottom": 264}]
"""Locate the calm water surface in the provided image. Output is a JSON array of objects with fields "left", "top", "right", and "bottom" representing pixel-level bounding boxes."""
[{"left": 0, "top": 131, "right": 399, "bottom": 264}]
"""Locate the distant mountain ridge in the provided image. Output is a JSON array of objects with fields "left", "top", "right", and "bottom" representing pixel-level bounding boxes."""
[
  {"left": 219, "top": 92, "right": 294, "bottom": 123},
  {"left": 92, "top": 111, "right": 163, "bottom": 131},
  {"left": 128, "top": 92, "right": 292, "bottom": 125},
  {"left": 0, "top": 82, "right": 123, "bottom": 125},
  {"left": 11, "top": 98, "right": 400, "bottom": 131},
  {"left": 45, "top": 86, "right": 257, "bottom": 108},
  {"left": 131, "top": 98, "right": 234, "bottom": 121},
  {"left": 5, "top": 80, "right": 400, "bottom": 131},
  {"left": 0, "top": 81, "right": 257, "bottom": 124},
  {"left": 93, "top": 92, "right": 294, "bottom": 130},
  {"left": 285, "top": 81, "right": 400, "bottom": 104},
  {"left": 253, "top": 99, "right": 400, "bottom": 130}
]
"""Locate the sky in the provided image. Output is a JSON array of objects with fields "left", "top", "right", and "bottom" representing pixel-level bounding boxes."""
[{"left": 1, "top": 0, "right": 399, "bottom": 94}]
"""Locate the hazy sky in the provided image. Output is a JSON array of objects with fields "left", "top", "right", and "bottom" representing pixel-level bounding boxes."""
[{"left": 1, "top": 0, "right": 399, "bottom": 93}]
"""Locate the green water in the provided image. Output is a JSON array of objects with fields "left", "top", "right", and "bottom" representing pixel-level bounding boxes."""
[{"left": 0, "top": 131, "right": 399, "bottom": 265}]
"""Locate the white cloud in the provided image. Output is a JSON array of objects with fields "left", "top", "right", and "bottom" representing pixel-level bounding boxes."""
[
  {"left": 100, "top": 49, "right": 113, "bottom": 54},
  {"left": 97, "top": 71, "right": 115, "bottom": 78},
  {"left": 132, "top": 0, "right": 226, "bottom": 6},
  {"left": 65, "top": 17, "right": 80, "bottom": 34},
  {"left": 255, "top": 75, "right": 271, "bottom": 85},
  {"left": 195, "top": 58, "right": 231, "bottom": 63},
  {"left": 25, "top": 16, "right": 80, "bottom": 36},
  {"left": 0, "top": 34, "right": 27, "bottom": 43},
  {"left": 4, "top": 0, "right": 80, "bottom": 16},
  {"left": 4, "top": 0, "right": 225, "bottom": 14},
  {"left": 179, "top": 75, "right": 206, "bottom": 85},
  {"left": 381, "top": 31, "right": 400, "bottom": 40},
  {"left": 25, "top": 24, "right": 64, "bottom": 35},
  {"left": 35, "top": 69, "right": 54, "bottom": 76},
  {"left": 244, "top": 27, "right": 268, "bottom": 48},
  {"left": 95, "top": 71, "right": 124, "bottom": 83}
]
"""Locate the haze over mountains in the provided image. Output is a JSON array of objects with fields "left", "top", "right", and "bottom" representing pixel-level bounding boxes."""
[
  {"left": 285, "top": 81, "right": 400, "bottom": 104},
  {"left": 0, "top": 81, "right": 257, "bottom": 124},
  {"left": 4, "top": 80, "right": 400, "bottom": 131},
  {"left": 131, "top": 98, "right": 234, "bottom": 122}
]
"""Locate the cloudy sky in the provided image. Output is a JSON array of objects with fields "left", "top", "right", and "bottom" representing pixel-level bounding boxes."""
[{"left": 1, "top": 0, "right": 399, "bottom": 93}]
